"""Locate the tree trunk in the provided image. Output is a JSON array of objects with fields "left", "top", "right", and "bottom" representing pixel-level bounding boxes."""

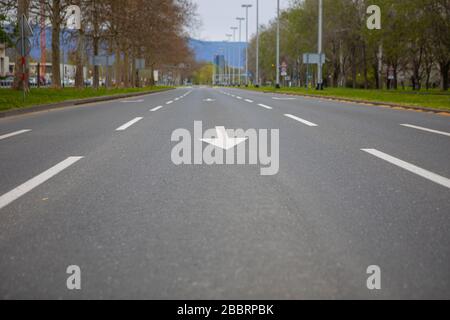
[
  {"left": 362, "top": 42, "right": 368, "bottom": 89},
  {"left": 74, "top": 0, "right": 84, "bottom": 89},
  {"left": 51, "top": 0, "right": 61, "bottom": 88},
  {"left": 75, "top": 31, "right": 85, "bottom": 88},
  {"left": 439, "top": 60, "right": 450, "bottom": 91},
  {"left": 13, "top": 0, "right": 30, "bottom": 92}
]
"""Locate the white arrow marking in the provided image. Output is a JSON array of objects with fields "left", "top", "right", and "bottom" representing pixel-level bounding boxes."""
[{"left": 201, "top": 127, "right": 248, "bottom": 150}]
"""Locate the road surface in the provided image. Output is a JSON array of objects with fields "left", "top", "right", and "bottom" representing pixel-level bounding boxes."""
[{"left": 0, "top": 87, "right": 449, "bottom": 299}]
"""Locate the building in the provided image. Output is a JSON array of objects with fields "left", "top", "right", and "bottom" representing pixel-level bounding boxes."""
[{"left": 0, "top": 43, "right": 11, "bottom": 77}]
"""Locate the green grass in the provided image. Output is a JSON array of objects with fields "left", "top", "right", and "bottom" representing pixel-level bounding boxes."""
[
  {"left": 0, "top": 86, "right": 172, "bottom": 112},
  {"left": 245, "top": 86, "right": 450, "bottom": 111}
]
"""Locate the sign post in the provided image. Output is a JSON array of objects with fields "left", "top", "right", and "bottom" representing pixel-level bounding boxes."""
[{"left": 303, "top": 53, "right": 326, "bottom": 89}]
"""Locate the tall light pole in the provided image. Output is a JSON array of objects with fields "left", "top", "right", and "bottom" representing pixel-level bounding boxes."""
[
  {"left": 226, "top": 34, "right": 233, "bottom": 86},
  {"left": 255, "top": 0, "right": 260, "bottom": 87},
  {"left": 231, "top": 26, "right": 238, "bottom": 85},
  {"left": 317, "top": 0, "right": 324, "bottom": 90},
  {"left": 242, "top": 4, "right": 252, "bottom": 86},
  {"left": 236, "top": 17, "right": 245, "bottom": 86},
  {"left": 275, "top": 0, "right": 280, "bottom": 88}
]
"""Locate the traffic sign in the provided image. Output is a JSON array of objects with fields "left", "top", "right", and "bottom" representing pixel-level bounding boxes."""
[
  {"left": 15, "top": 38, "right": 32, "bottom": 55},
  {"left": 135, "top": 59, "right": 146, "bottom": 70},
  {"left": 303, "top": 53, "right": 326, "bottom": 65},
  {"left": 93, "top": 55, "right": 114, "bottom": 66}
]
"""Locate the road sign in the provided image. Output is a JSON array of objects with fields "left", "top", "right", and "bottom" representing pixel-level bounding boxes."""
[
  {"left": 93, "top": 55, "right": 114, "bottom": 66},
  {"left": 15, "top": 38, "right": 32, "bottom": 55},
  {"left": 281, "top": 61, "right": 288, "bottom": 76},
  {"left": 20, "top": 15, "right": 33, "bottom": 37},
  {"left": 135, "top": 59, "right": 146, "bottom": 70},
  {"left": 303, "top": 53, "right": 326, "bottom": 65}
]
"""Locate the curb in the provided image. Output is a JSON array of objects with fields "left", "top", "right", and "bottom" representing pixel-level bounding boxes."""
[
  {"left": 0, "top": 88, "right": 174, "bottom": 119},
  {"left": 256, "top": 90, "right": 450, "bottom": 115}
]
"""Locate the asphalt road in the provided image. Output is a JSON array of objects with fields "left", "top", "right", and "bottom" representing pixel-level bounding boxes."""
[{"left": 0, "top": 86, "right": 449, "bottom": 299}]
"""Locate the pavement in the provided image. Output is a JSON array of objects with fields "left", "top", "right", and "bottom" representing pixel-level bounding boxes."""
[{"left": 0, "top": 86, "right": 449, "bottom": 299}]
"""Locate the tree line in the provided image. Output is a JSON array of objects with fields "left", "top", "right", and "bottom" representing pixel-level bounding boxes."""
[
  {"left": 0, "top": 0, "right": 197, "bottom": 91},
  {"left": 247, "top": 0, "right": 449, "bottom": 90}
]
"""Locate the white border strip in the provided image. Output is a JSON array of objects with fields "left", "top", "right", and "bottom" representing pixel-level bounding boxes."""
[
  {"left": 284, "top": 114, "right": 318, "bottom": 127},
  {"left": 116, "top": 117, "right": 143, "bottom": 131},
  {"left": 400, "top": 124, "right": 450, "bottom": 137},
  {"left": 0, "top": 157, "right": 84, "bottom": 210},
  {"left": 362, "top": 149, "right": 450, "bottom": 189},
  {"left": 0, "top": 130, "right": 31, "bottom": 141}
]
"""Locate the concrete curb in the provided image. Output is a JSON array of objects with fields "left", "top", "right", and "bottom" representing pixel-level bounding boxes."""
[
  {"left": 0, "top": 88, "right": 174, "bottom": 119},
  {"left": 256, "top": 90, "right": 450, "bottom": 115}
]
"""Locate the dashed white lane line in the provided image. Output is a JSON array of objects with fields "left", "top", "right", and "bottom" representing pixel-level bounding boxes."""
[
  {"left": 116, "top": 117, "right": 144, "bottom": 131},
  {"left": 258, "top": 104, "right": 273, "bottom": 110},
  {"left": 284, "top": 114, "right": 318, "bottom": 127},
  {"left": 400, "top": 124, "right": 450, "bottom": 137},
  {"left": 245, "top": 99, "right": 254, "bottom": 103},
  {"left": 362, "top": 149, "right": 450, "bottom": 189},
  {"left": 236, "top": 96, "right": 243, "bottom": 100},
  {"left": 0, "top": 130, "right": 32, "bottom": 141},
  {"left": 0, "top": 156, "right": 84, "bottom": 210},
  {"left": 150, "top": 106, "right": 163, "bottom": 112},
  {"left": 166, "top": 100, "right": 174, "bottom": 105}
]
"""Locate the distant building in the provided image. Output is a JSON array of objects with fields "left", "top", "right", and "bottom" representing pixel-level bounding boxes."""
[{"left": 0, "top": 43, "right": 12, "bottom": 77}]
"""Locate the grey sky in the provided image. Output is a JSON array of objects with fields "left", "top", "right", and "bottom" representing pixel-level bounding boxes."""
[{"left": 192, "top": 0, "right": 291, "bottom": 41}]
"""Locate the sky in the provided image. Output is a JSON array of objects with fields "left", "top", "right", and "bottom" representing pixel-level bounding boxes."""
[{"left": 192, "top": 0, "right": 291, "bottom": 42}]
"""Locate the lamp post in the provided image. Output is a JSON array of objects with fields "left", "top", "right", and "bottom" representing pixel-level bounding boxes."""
[
  {"left": 236, "top": 17, "right": 245, "bottom": 86},
  {"left": 242, "top": 4, "right": 252, "bottom": 86},
  {"left": 255, "top": 0, "right": 260, "bottom": 87},
  {"left": 226, "top": 34, "right": 233, "bottom": 86},
  {"left": 275, "top": 0, "right": 280, "bottom": 88},
  {"left": 317, "top": 0, "right": 324, "bottom": 90},
  {"left": 230, "top": 26, "right": 238, "bottom": 85}
]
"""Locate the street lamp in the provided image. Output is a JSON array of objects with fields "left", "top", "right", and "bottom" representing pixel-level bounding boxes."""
[
  {"left": 230, "top": 26, "right": 238, "bottom": 85},
  {"left": 236, "top": 17, "right": 245, "bottom": 86},
  {"left": 317, "top": 0, "right": 324, "bottom": 90},
  {"left": 275, "top": 0, "right": 280, "bottom": 88},
  {"left": 226, "top": 34, "right": 233, "bottom": 86},
  {"left": 242, "top": 4, "right": 252, "bottom": 86},
  {"left": 255, "top": 0, "right": 260, "bottom": 87}
]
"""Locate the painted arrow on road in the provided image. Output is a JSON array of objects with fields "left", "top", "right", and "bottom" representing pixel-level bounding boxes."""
[{"left": 201, "top": 127, "right": 247, "bottom": 150}]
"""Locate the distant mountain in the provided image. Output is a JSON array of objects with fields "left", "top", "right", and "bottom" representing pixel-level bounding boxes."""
[{"left": 188, "top": 38, "right": 247, "bottom": 68}]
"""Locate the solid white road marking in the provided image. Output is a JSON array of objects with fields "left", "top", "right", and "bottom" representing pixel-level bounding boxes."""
[
  {"left": 284, "top": 114, "right": 318, "bottom": 127},
  {"left": 150, "top": 106, "right": 163, "bottom": 112},
  {"left": 116, "top": 117, "right": 144, "bottom": 131},
  {"left": 362, "top": 149, "right": 450, "bottom": 189},
  {"left": 245, "top": 99, "right": 254, "bottom": 103},
  {"left": 273, "top": 97, "right": 296, "bottom": 100},
  {"left": 0, "top": 130, "right": 32, "bottom": 141},
  {"left": 0, "top": 157, "right": 84, "bottom": 210},
  {"left": 258, "top": 104, "right": 273, "bottom": 110},
  {"left": 400, "top": 124, "right": 450, "bottom": 137},
  {"left": 121, "top": 99, "right": 144, "bottom": 103}
]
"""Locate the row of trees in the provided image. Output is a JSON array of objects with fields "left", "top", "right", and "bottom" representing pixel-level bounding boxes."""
[
  {"left": 248, "top": 0, "right": 449, "bottom": 90},
  {"left": 0, "top": 0, "right": 197, "bottom": 90}
]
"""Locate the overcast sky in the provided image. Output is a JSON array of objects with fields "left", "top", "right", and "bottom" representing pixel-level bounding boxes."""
[{"left": 192, "top": 0, "right": 291, "bottom": 41}]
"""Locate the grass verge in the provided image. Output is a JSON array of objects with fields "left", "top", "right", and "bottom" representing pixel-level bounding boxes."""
[
  {"left": 0, "top": 86, "right": 172, "bottom": 112},
  {"left": 244, "top": 87, "right": 450, "bottom": 112}
]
